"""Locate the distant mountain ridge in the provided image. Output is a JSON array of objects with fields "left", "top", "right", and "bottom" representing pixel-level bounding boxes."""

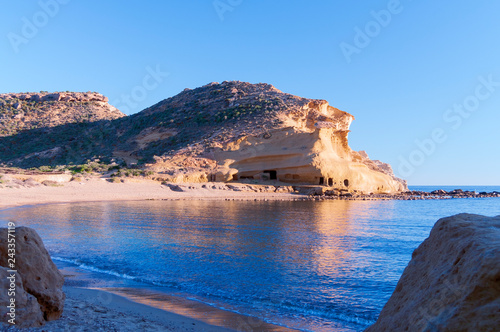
[
  {"left": 0, "top": 92, "right": 124, "bottom": 137},
  {"left": 0, "top": 82, "right": 406, "bottom": 193}
]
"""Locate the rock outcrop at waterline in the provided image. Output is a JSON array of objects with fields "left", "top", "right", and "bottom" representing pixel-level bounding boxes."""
[
  {"left": 365, "top": 214, "right": 500, "bottom": 332},
  {"left": 0, "top": 227, "right": 65, "bottom": 327}
]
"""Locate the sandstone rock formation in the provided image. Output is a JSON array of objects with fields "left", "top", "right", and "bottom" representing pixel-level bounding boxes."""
[
  {"left": 366, "top": 213, "right": 500, "bottom": 332},
  {"left": 144, "top": 81, "right": 406, "bottom": 193},
  {"left": 0, "top": 227, "right": 65, "bottom": 325}
]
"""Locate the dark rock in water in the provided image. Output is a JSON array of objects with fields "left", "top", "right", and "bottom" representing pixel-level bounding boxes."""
[
  {"left": 448, "top": 189, "right": 464, "bottom": 195},
  {"left": 431, "top": 189, "right": 447, "bottom": 195},
  {"left": 0, "top": 227, "right": 65, "bottom": 325},
  {"left": 365, "top": 213, "right": 500, "bottom": 332}
]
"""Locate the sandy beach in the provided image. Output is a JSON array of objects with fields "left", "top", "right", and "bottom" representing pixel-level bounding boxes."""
[
  {"left": 1, "top": 286, "right": 234, "bottom": 332},
  {"left": 0, "top": 176, "right": 304, "bottom": 211}
]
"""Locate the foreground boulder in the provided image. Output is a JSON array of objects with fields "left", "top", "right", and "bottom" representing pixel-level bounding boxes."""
[
  {"left": 0, "top": 227, "right": 65, "bottom": 326},
  {"left": 0, "top": 266, "right": 45, "bottom": 327},
  {"left": 366, "top": 213, "right": 500, "bottom": 332}
]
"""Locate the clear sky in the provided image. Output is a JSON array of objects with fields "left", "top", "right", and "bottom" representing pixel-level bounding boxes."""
[{"left": 1, "top": 1, "right": 499, "bottom": 185}]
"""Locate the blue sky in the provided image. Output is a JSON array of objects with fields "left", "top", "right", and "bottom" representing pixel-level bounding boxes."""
[{"left": 1, "top": 1, "right": 499, "bottom": 185}]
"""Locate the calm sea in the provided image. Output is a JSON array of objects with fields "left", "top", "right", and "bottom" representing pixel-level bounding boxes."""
[{"left": 1, "top": 186, "right": 499, "bottom": 331}]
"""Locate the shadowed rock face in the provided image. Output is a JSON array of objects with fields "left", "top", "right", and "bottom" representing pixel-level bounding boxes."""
[
  {"left": 365, "top": 213, "right": 500, "bottom": 332},
  {"left": 0, "top": 227, "right": 65, "bottom": 326},
  {"left": 0, "top": 267, "right": 44, "bottom": 328}
]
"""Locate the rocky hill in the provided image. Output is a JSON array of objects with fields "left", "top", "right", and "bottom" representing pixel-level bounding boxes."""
[
  {"left": 0, "top": 92, "right": 124, "bottom": 137},
  {"left": 0, "top": 82, "right": 407, "bottom": 193}
]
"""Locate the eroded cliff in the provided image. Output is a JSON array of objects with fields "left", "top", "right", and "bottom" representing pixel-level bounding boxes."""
[{"left": 146, "top": 81, "right": 406, "bottom": 193}]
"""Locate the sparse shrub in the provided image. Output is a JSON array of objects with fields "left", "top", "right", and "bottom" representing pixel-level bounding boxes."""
[
  {"left": 37, "top": 165, "right": 53, "bottom": 172},
  {"left": 42, "top": 180, "right": 63, "bottom": 187}
]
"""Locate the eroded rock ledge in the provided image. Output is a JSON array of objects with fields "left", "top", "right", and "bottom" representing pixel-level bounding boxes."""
[
  {"left": 0, "top": 92, "right": 109, "bottom": 103},
  {"left": 365, "top": 214, "right": 500, "bottom": 332},
  {"left": 0, "top": 92, "right": 125, "bottom": 138}
]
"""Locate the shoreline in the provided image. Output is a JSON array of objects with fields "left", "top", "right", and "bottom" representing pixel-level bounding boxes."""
[
  {"left": 1, "top": 177, "right": 499, "bottom": 330},
  {"left": 1, "top": 176, "right": 499, "bottom": 212},
  {"left": 53, "top": 262, "right": 296, "bottom": 332},
  {"left": 9, "top": 286, "right": 234, "bottom": 332},
  {"left": 0, "top": 177, "right": 304, "bottom": 211},
  {"left": 0, "top": 179, "right": 300, "bottom": 331}
]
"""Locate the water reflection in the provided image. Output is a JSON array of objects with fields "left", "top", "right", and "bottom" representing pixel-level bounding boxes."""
[{"left": 0, "top": 198, "right": 452, "bottom": 331}]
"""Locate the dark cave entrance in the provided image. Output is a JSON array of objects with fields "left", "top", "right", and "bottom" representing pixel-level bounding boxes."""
[{"left": 264, "top": 170, "right": 277, "bottom": 180}]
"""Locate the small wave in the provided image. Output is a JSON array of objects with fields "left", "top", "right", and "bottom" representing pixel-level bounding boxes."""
[
  {"left": 52, "top": 256, "right": 137, "bottom": 281},
  {"left": 52, "top": 256, "right": 181, "bottom": 289},
  {"left": 52, "top": 255, "right": 368, "bottom": 330}
]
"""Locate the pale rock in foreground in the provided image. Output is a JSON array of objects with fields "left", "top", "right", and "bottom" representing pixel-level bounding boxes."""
[
  {"left": 0, "top": 227, "right": 65, "bottom": 325},
  {"left": 366, "top": 213, "right": 500, "bottom": 332}
]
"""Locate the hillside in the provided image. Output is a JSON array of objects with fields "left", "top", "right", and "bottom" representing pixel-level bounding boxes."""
[
  {"left": 113, "top": 81, "right": 353, "bottom": 162},
  {"left": 0, "top": 92, "right": 124, "bottom": 137},
  {"left": 0, "top": 82, "right": 407, "bottom": 193}
]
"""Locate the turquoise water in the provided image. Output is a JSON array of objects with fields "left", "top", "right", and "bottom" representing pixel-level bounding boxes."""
[{"left": 1, "top": 193, "right": 499, "bottom": 331}]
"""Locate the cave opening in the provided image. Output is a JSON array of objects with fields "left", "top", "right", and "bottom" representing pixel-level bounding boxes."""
[
  {"left": 264, "top": 170, "right": 277, "bottom": 180},
  {"left": 319, "top": 177, "right": 324, "bottom": 185},
  {"left": 328, "top": 178, "right": 333, "bottom": 186},
  {"left": 344, "top": 179, "right": 349, "bottom": 187}
]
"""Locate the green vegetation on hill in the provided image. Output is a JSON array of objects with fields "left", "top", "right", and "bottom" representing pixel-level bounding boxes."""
[{"left": 0, "top": 82, "right": 311, "bottom": 168}]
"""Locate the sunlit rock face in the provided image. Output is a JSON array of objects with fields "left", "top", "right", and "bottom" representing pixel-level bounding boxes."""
[
  {"left": 366, "top": 214, "right": 500, "bottom": 332},
  {"left": 148, "top": 81, "right": 406, "bottom": 193}
]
